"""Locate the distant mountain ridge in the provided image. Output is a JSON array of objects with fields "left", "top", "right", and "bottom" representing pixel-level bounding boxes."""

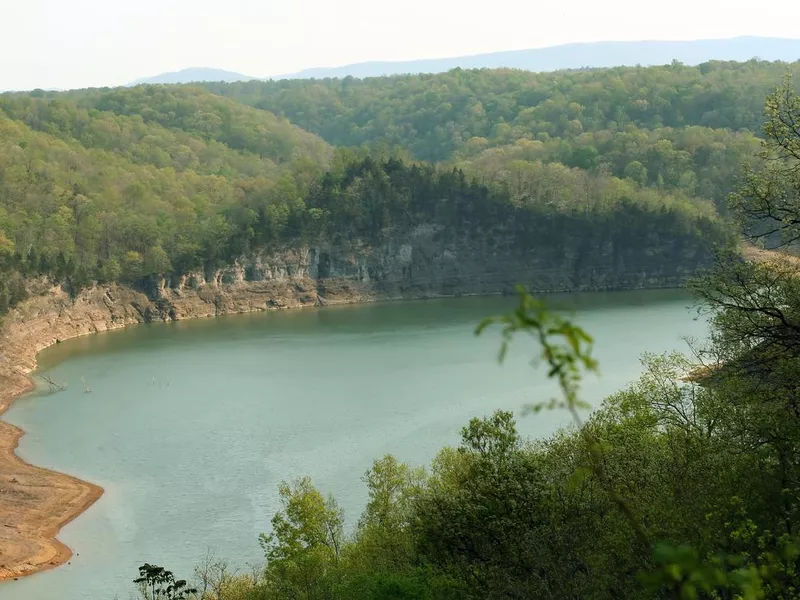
[
  {"left": 274, "top": 36, "right": 800, "bottom": 79},
  {"left": 129, "top": 67, "right": 257, "bottom": 85},
  {"left": 130, "top": 36, "right": 800, "bottom": 85}
]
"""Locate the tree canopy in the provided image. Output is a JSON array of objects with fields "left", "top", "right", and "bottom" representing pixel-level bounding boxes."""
[{"left": 0, "top": 73, "right": 736, "bottom": 315}]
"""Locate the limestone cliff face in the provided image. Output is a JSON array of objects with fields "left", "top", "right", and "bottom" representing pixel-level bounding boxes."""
[
  {"left": 158, "top": 220, "right": 713, "bottom": 319},
  {"left": 0, "top": 221, "right": 715, "bottom": 388}
]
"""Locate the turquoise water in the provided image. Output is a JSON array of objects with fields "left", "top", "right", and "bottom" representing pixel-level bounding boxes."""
[{"left": 2, "top": 291, "right": 706, "bottom": 600}]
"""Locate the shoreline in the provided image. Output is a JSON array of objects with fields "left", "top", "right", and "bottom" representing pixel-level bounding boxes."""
[
  {"left": 0, "top": 393, "right": 104, "bottom": 582},
  {"left": 0, "top": 280, "right": 691, "bottom": 582},
  {"left": 0, "top": 281, "right": 377, "bottom": 582},
  {"left": 0, "top": 347, "right": 104, "bottom": 582}
]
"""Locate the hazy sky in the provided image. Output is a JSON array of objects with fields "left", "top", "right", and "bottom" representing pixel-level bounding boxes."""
[{"left": 3, "top": 0, "right": 800, "bottom": 91}]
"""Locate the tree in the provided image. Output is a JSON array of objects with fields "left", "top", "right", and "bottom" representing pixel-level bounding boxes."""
[
  {"left": 192, "top": 549, "right": 241, "bottom": 600},
  {"left": 691, "top": 80, "right": 800, "bottom": 518},
  {"left": 260, "top": 477, "right": 345, "bottom": 599},
  {"left": 0, "top": 231, "right": 15, "bottom": 258},
  {"left": 730, "top": 75, "right": 800, "bottom": 247},
  {"left": 134, "top": 563, "right": 197, "bottom": 600},
  {"left": 346, "top": 456, "right": 424, "bottom": 574},
  {"left": 623, "top": 160, "right": 649, "bottom": 186}
]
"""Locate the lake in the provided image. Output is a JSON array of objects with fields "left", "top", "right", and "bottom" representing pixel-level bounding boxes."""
[{"left": 1, "top": 290, "right": 707, "bottom": 600}]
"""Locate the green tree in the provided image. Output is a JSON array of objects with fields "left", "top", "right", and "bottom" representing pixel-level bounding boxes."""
[
  {"left": 731, "top": 75, "right": 800, "bottom": 246},
  {"left": 347, "top": 456, "right": 424, "bottom": 574},
  {"left": 134, "top": 563, "right": 197, "bottom": 600},
  {"left": 260, "top": 477, "right": 345, "bottom": 599},
  {"left": 624, "top": 160, "right": 649, "bottom": 186}
]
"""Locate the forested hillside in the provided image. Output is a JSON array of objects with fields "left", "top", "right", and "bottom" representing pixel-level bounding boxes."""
[
  {"left": 203, "top": 61, "right": 799, "bottom": 159},
  {"left": 0, "top": 64, "right": 753, "bottom": 314},
  {"left": 203, "top": 61, "right": 800, "bottom": 208},
  {"left": 5, "top": 61, "right": 799, "bottom": 315},
  {"left": 0, "top": 88, "right": 335, "bottom": 311}
]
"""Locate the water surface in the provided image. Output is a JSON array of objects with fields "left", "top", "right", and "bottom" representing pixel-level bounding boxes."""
[{"left": 2, "top": 291, "right": 706, "bottom": 600}]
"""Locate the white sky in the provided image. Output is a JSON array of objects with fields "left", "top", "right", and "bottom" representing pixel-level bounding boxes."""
[{"left": 2, "top": 0, "right": 800, "bottom": 91}]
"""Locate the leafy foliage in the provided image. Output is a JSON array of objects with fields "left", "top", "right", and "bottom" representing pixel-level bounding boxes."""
[
  {"left": 731, "top": 75, "right": 800, "bottom": 246},
  {"left": 203, "top": 61, "right": 799, "bottom": 162},
  {"left": 202, "top": 61, "right": 800, "bottom": 211},
  {"left": 135, "top": 564, "right": 197, "bottom": 600},
  {"left": 0, "top": 90, "right": 727, "bottom": 316},
  {"left": 259, "top": 477, "right": 344, "bottom": 599}
]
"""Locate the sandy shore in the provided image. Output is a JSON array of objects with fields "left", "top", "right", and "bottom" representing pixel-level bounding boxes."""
[
  {"left": 0, "top": 285, "right": 157, "bottom": 582},
  {"left": 0, "top": 383, "right": 103, "bottom": 581}
]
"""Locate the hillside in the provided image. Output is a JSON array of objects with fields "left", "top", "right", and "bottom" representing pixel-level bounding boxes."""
[
  {"left": 10, "top": 61, "right": 799, "bottom": 316},
  {"left": 204, "top": 60, "right": 799, "bottom": 157},
  {"left": 200, "top": 61, "right": 800, "bottom": 212},
  {"left": 0, "top": 75, "right": 731, "bottom": 315},
  {"left": 129, "top": 68, "right": 258, "bottom": 86},
  {"left": 1, "top": 87, "right": 332, "bottom": 173},
  {"left": 0, "top": 87, "right": 335, "bottom": 310}
]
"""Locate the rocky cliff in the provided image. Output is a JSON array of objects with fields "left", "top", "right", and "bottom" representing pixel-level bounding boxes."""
[
  {"left": 157, "top": 220, "right": 716, "bottom": 318},
  {"left": 3, "top": 220, "right": 718, "bottom": 363}
]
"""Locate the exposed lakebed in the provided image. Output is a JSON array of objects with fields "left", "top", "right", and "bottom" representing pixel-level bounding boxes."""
[{"left": 2, "top": 290, "right": 706, "bottom": 599}]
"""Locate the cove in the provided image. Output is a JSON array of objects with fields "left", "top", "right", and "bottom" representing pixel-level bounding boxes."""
[{"left": 2, "top": 290, "right": 706, "bottom": 600}]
